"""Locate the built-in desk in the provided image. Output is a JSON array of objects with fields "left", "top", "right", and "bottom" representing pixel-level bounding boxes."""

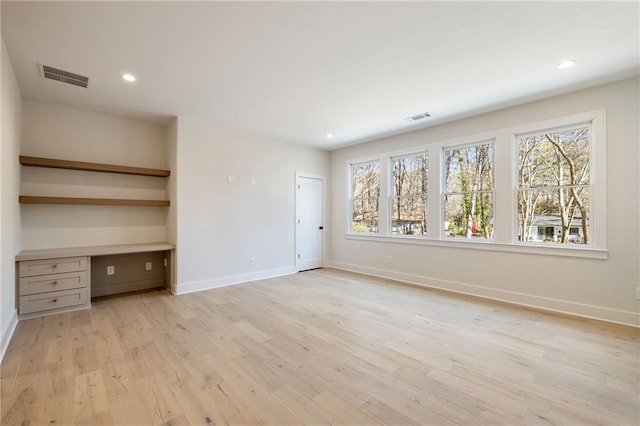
[{"left": 16, "top": 242, "right": 175, "bottom": 319}]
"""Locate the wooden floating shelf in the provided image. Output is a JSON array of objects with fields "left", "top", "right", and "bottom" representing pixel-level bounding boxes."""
[
  {"left": 19, "top": 196, "right": 170, "bottom": 207},
  {"left": 20, "top": 156, "right": 170, "bottom": 177}
]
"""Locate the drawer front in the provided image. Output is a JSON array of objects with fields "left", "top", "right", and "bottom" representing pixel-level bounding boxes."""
[
  {"left": 19, "top": 271, "right": 88, "bottom": 296},
  {"left": 19, "top": 256, "right": 88, "bottom": 277},
  {"left": 19, "top": 288, "right": 88, "bottom": 315}
]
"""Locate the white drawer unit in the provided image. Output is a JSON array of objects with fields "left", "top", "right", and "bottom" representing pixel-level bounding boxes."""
[
  {"left": 17, "top": 256, "right": 91, "bottom": 319},
  {"left": 19, "top": 270, "right": 88, "bottom": 295},
  {"left": 19, "top": 288, "right": 89, "bottom": 315},
  {"left": 19, "top": 256, "right": 87, "bottom": 277}
]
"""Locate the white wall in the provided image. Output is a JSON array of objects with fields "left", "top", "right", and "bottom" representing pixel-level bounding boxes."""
[
  {"left": 166, "top": 117, "right": 178, "bottom": 247},
  {"left": 165, "top": 118, "right": 178, "bottom": 291},
  {"left": 20, "top": 101, "right": 168, "bottom": 249},
  {"left": 329, "top": 77, "right": 640, "bottom": 326},
  {"left": 1, "top": 37, "right": 22, "bottom": 357},
  {"left": 173, "top": 116, "right": 329, "bottom": 293}
]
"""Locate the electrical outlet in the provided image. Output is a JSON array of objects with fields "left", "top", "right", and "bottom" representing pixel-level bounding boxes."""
[
  {"left": 386, "top": 256, "right": 393, "bottom": 264},
  {"left": 107, "top": 265, "right": 115, "bottom": 275},
  {"left": 250, "top": 176, "right": 256, "bottom": 185},
  {"left": 636, "top": 287, "right": 640, "bottom": 300},
  {"left": 164, "top": 258, "right": 167, "bottom": 267},
  {"left": 250, "top": 257, "right": 255, "bottom": 266},
  {"left": 145, "top": 262, "right": 152, "bottom": 271}
]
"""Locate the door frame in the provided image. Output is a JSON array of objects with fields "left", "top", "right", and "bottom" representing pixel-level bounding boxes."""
[{"left": 294, "top": 172, "right": 327, "bottom": 272}]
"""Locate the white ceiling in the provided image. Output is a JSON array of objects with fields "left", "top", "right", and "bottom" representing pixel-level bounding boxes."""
[{"left": 2, "top": 1, "right": 639, "bottom": 149}]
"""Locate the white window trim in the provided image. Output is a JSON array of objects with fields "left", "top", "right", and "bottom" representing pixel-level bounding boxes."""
[
  {"left": 343, "top": 109, "right": 608, "bottom": 260},
  {"left": 344, "top": 233, "right": 608, "bottom": 259}
]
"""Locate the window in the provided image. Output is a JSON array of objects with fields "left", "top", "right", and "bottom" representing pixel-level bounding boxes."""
[
  {"left": 344, "top": 110, "right": 605, "bottom": 258},
  {"left": 443, "top": 142, "right": 494, "bottom": 239},
  {"left": 517, "top": 125, "right": 591, "bottom": 245},
  {"left": 350, "top": 161, "right": 380, "bottom": 233},
  {"left": 391, "top": 153, "right": 428, "bottom": 236}
]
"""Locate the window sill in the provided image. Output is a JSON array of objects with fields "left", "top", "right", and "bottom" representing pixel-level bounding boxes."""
[{"left": 344, "top": 233, "right": 608, "bottom": 259}]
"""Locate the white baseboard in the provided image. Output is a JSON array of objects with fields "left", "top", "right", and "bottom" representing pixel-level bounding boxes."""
[
  {"left": 1, "top": 309, "right": 18, "bottom": 363},
  {"left": 175, "top": 266, "right": 297, "bottom": 295},
  {"left": 327, "top": 261, "right": 639, "bottom": 328}
]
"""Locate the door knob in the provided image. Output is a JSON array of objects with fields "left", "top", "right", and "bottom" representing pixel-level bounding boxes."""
[{"left": 319, "top": 226, "right": 324, "bottom": 230}]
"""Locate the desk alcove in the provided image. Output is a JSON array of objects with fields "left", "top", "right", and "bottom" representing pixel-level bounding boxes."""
[{"left": 15, "top": 242, "right": 175, "bottom": 319}]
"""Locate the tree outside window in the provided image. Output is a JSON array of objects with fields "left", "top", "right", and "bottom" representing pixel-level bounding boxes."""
[
  {"left": 351, "top": 162, "right": 380, "bottom": 233},
  {"left": 443, "top": 143, "right": 494, "bottom": 239},
  {"left": 391, "top": 153, "right": 428, "bottom": 236},
  {"left": 517, "top": 126, "right": 590, "bottom": 245}
]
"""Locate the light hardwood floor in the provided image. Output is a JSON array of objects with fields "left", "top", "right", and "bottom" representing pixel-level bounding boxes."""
[{"left": 1, "top": 268, "right": 638, "bottom": 425}]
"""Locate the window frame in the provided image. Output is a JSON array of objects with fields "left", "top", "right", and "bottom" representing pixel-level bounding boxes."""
[
  {"left": 389, "top": 151, "right": 429, "bottom": 238},
  {"left": 514, "top": 122, "right": 592, "bottom": 247},
  {"left": 348, "top": 159, "right": 382, "bottom": 235},
  {"left": 510, "top": 110, "right": 606, "bottom": 251},
  {"left": 441, "top": 139, "right": 495, "bottom": 241},
  {"left": 343, "top": 109, "right": 607, "bottom": 259}
]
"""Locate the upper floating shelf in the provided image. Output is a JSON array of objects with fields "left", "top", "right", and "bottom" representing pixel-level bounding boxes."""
[
  {"left": 20, "top": 156, "right": 170, "bottom": 177},
  {"left": 19, "top": 196, "right": 170, "bottom": 207}
]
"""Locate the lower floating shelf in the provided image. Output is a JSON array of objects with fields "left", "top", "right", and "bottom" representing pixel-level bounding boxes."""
[{"left": 19, "top": 196, "right": 170, "bottom": 207}]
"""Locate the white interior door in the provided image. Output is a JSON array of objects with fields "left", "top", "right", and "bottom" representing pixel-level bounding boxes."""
[{"left": 296, "top": 176, "right": 324, "bottom": 271}]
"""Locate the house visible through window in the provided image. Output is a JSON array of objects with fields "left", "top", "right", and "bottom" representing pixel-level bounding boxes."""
[
  {"left": 351, "top": 161, "right": 380, "bottom": 233},
  {"left": 517, "top": 125, "right": 590, "bottom": 245},
  {"left": 443, "top": 142, "right": 494, "bottom": 239},
  {"left": 391, "top": 153, "right": 428, "bottom": 236}
]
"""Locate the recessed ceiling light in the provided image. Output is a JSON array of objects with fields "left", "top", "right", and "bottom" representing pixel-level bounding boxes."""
[
  {"left": 557, "top": 60, "right": 576, "bottom": 69},
  {"left": 326, "top": 133, "right": 334, "bottom": 139},
  {"left": 122, "top": 73, "right": 136, "bottom": 82}
]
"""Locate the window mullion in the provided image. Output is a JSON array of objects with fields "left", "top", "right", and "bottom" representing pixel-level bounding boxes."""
[
  {"left": 378, "top": 157, "right": 390, "bottom": 235},
  {"left": 428, "top": 148, "right": 441, "bottom": 239},
  {"left": 493, "top": 130, "right": 513, "bottom": 244}
]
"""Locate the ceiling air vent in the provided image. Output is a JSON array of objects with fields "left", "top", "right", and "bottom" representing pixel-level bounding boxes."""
[
  {"left": 39, "top": 64, "right": 89, "bottom": 88},
  {"left": 404, "top": 112, "right": 431, "bottom": 122}
]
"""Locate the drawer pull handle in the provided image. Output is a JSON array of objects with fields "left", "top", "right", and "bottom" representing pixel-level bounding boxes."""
[
  {"left": 52, "top": 299, "right": 58, "bottom": 303},
  {"left": 52, "top": 281, "right": 58, "bottom": 285},
  {"left": 52, "top": 264, "right": 58, "bottom": 269}
]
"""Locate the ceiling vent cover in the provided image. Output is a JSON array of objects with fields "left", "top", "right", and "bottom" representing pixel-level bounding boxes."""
[
  {"left": 404, "top": 112, "right": 431, "bottom": 122},
  {"left": 40, "top": 64, "right": 89, "bottom": 88}
]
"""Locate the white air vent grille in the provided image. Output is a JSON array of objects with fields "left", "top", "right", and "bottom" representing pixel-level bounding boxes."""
[
  {"left": 404, "top": 112, "right": 431, "bottom": 122},
  {"left": 40, "top": 64, "right": 89, "bottom": 88}
]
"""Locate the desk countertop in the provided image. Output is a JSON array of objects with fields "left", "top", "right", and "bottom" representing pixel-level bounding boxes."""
[{"left": 16, "top": 242, "right": 175, "bottom": 261}]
